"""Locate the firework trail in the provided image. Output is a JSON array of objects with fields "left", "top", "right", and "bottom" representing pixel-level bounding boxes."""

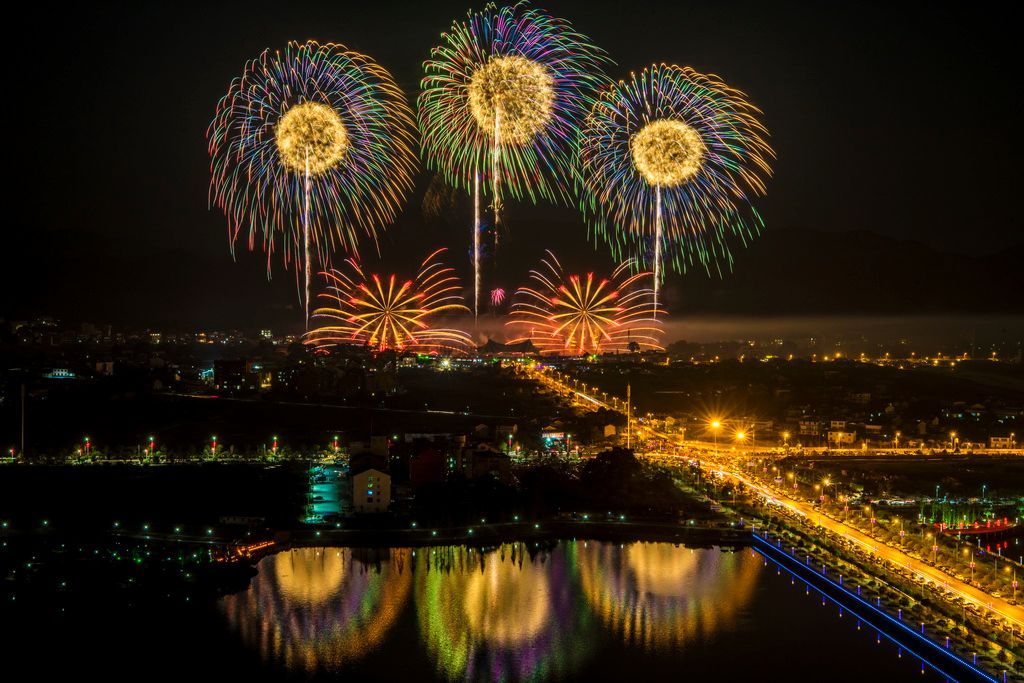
[
  {"left": 507, "top": 250, "right": 663, "bottom": 355},
  {"left": 304, "top": 248, "right": 473, "bottom": 355},
  {"left": 419, "top": 1, "right": 610, "bottom": 318},
  {"left": 208, "top": 40, "right": 417, "bottom": 327},
  {"left": 579, "top": 64, "right": 773, "bottom": 312}
]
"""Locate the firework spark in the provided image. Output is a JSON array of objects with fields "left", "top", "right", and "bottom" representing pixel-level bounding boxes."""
[
  {"left": 490, "top": 287, "right": 506, "bottom": 307},
  {"left": 579, "top": 64, "right": 773, "bottom": 308},
  {"left": 419, "top": 1, "right": 610, "bottom": 316},
  {"left": 208, "top": 40, "right": 417, "bottom": 325},
  {"left": 507, "top": 251, "right": 663, "bottom": 355},
  {"left": 304, "top": 248, "right": 473, "bottom": 355}
]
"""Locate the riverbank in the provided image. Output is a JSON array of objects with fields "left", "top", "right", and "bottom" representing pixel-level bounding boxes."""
[{"left": 281, "top": 519, "right": 751, "bottom": 550}]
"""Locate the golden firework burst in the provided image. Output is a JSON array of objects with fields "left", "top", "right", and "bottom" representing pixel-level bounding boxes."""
[
  {"left": 275, "top": 101, "right": 350, "bottom": 175},
  {"left": 304, "top": 248, "right": 472, "bottom": 355},
  {"left": 507, "top": 251, "right": 663, "bottom": 356},
  {"left": 630, "top": 119, "right": 705, "bottom": 187},
  {"left": 468, "top": 55, "right": 555, "bottom": 146}
]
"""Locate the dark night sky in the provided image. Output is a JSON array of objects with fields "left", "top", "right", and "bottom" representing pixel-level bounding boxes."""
[{"left": 5, "top": 1, "right": 1021, "bottom": 330}]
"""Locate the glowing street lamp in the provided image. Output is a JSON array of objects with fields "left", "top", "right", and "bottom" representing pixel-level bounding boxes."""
[{"left": 710, "top": 419, "right": 722, "bottom": 451}]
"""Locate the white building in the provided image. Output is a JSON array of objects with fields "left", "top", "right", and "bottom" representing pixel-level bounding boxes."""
[{"left": 351, "top": 467, "right": 391, "bottom": 513}]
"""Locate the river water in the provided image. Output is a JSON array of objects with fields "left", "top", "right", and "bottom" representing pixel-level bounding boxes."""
[
  {"left": 213, "top": 541, "right": 944, "bottom": 681},
  {"left": 9, "top": 540, "right": 960, "bottom": 680}
]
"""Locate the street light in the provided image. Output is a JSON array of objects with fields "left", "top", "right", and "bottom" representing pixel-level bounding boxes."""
[{"left": 710, "top": 419, "right": 722, "bottom": 451}]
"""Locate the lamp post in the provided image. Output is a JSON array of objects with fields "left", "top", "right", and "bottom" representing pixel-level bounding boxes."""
[{"left": 710, "top": 419, "right": 721, "bottom": 452}]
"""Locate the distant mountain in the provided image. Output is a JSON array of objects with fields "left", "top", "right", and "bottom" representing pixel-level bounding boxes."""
[{"left": 663, "top": 228, "right": 1023, "bottom": 315}]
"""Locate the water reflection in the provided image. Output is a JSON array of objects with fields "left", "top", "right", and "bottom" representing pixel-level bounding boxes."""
[
  {"left": 221, "top": 547, "right": 412, "bottom": 672},
  {"left": 221, "top": 542, "right": 762, "bottom": 678},
  {"left": 576, "top": 542, "right": 761, "bottom": 649},
  {"left": 415, "top": 543, "right": 592, "bottom": 681}
]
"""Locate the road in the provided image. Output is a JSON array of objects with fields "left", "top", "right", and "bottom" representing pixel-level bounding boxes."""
[
  {"left": 527, "top": 366, "right": 1024, "bottom": 632},
  {"left": 725, "top": 468, "right": 1024, "bottom": 631}
]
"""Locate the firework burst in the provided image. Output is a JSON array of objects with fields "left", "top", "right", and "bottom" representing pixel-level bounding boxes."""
[
  {"left": 418, "top": 1, "right": 610, "bottom": 316},
  {"left": 304, "top": 248, "right": 473, "bottom": 355},
  {"left": 490, "top": 287, "right": 507, "bottom": 308},
  {"left": 579, "top": 64, "right": 773, "bottom": 308},
  {"left": 507, "top": 251, "right": 663, "bottom": 355},
  {"left": 208, "top": 40, "right": 417, "bottom": 325}
]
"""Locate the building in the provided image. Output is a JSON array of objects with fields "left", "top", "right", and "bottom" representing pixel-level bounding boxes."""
[
  {"left": 410, "top": 447, "right": 446, "bottom": 489},
  {"left": 453, "top": 443, "right": 512, "bottom": 484},
  {"left": 989, "top": 436, "right": 1015, "bottom": 449},
  {"left": 348, "top": 436, "right": 390, "bottom": 458},
  {"left": 350, "top": 453, "right": 391, "bottom": 513},
  {"left": 828, "top": 430, "right": 856, "bottom": 447},
  {"left": 799, "top": 420, "right": 821, "bottom": 436},
  {"left": 476, "top": 339, "right": 539, "bottom": 357},
  {"left": 213, "top": 359, "right": 259, "bottom": 394}
]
